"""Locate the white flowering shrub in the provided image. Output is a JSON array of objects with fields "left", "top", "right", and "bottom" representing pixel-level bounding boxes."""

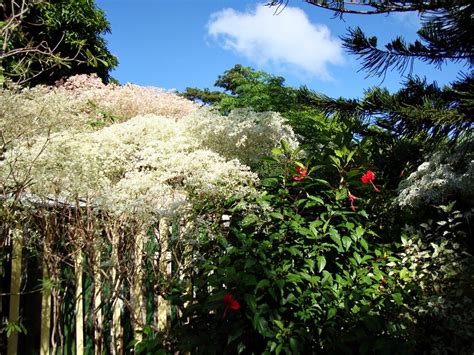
[
  {"left": 183, "top": 108, "right": 300, "bottom": 170},
  {"left": 1, "top": 78, "right": 300, "bottom": 223},
  {"left": 0, "top": 74, "right": 198, "bottom": 145},
  {"left": 396, "top": 140, "right": 474, "bottom": 208},
  {"left": 3, "top": 115, "right": 258, "bottom": 221}
]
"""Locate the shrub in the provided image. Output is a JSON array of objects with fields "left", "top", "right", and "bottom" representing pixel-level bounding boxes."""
[{"left": 152, "top": 143, "right": 414, "bottom": 354}]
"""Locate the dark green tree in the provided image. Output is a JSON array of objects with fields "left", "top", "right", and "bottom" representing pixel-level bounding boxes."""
[
  {"left": 0, "top": 0, "right": 118, "bottom": 86},
  {"left": 268, "top": 0, "right": 473, "bottom": 141},
  {"left": 182, "top": 64, "right": 353, "bottom": 157},
  {"left": 182, "top": 64, "right": 300, "bottom": 113}
]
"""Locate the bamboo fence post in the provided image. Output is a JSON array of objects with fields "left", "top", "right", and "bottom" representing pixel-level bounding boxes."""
[
  {"left": 131, "top": 229, "right": 146, "bottom": 345},
  {"left": 7, "top": 228, "right": 22, "bottom": 355},
  {"left": 39, "top": 245, "right": 51, "bottom": 355},
  {"left": 156, "top": 219, "right": 171, "bottom": 331},
  {"left": 74, "top": 250, "right": 84, "bottom": 355},
  {"left": 93, "top": 250, "right": 103, "bottom": 355},
  {"left": 110, "top": 228, "right": 123, "bottom": 355}
]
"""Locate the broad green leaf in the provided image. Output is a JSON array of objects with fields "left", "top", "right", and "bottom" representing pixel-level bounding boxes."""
[
  {"left": 287, "top": 273, "right": 302, "bottom": 283},
  {"left": 322, "top": 270, "right": 333, "bottom": 286},
  {"left": 327, "top": 307, "right": 337, "bottom": 319},
  {"left": 281, "top": 140, "right": 290, "bottom": 153},
  {"left": 342, "top": 236, "right": 352, "bottom": 251},
  {"left": 317, "top": 255, "right": 326, "bottom": 273},
  {"left": 353, "top": 252, "right": 362, "bottom": 265},
  {"left": 274, "top": 320, "right": 285, "bottom": 330},
  {"left": 329, "top": 229, "right": 343, "bottom": 252}
]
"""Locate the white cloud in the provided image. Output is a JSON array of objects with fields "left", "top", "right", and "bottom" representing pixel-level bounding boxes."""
[{"left": 207, "top": 4, "right": 344, "bottom": 80}]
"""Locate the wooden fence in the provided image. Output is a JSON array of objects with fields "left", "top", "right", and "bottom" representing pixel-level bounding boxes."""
[{"left": 0, "top": 202, "right": 177, "bottom": 354}]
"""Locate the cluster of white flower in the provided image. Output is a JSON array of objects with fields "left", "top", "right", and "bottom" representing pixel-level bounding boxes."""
[
  {"left": 183, "top": 108, "right": 300, "bottom": 170},
  {"left": 2, "top": 77, "right": 301, "bottom": 222},
  {"left": 4, "top": 115, "right": 259, "bottom": 221},
  {"left": 0, "top": 74, "right": 198, "bottom": 144},
  {"left": 396, "top": 142, "right": 474, "bottom": 208}
]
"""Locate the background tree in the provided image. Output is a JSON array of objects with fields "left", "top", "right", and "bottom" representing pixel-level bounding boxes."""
[
  {"left": 268, "top": 0, "right": 473, "bottom": 140},
  {"left": 0, "top": 0, "right": 117, "bottom": 86}
]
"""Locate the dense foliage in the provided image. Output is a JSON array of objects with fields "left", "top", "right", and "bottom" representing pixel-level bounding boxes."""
[
  {"left": 1, "top": 1, "right": 473, "bottom": 353},
  {"left": 0, "top": 0, "right": 117, "bottom": 86}
]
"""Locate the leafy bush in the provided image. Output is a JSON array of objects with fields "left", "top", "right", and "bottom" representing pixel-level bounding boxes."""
[
  {"left": 396, "top": 203, "right": 474, "bottom": 354},
  {"left": 148, "top": 143, "right": 414, "bottom": 354}
]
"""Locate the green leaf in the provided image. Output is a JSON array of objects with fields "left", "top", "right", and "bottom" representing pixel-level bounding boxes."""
[
  {"left": 287, "top": 273, "right": 302, "bottom": 283},
  {"left": 353, "top": 226, "right": 365, "bottom": 241},
  {"left": 334, "top": 149, "right": 344, "bottom": 158},
  {"left": 346, "top": 149, "right": 356, "bottom": 163},
  {"left": 281, "top": 140, "right": 290, "bottom": 154},
  {"left": 359, "top": 238, "right": 369, "bottom": 252},
  {"left": 329, "top": 155, "right": 341, "bottom": 167},
  {"left": 342, "top": 236, "right": 352, "bottom": 251},
  {"left": 392, "top": 293, "right": 403, "bottom": 305},
  {"left": 241, "top": 214, "right": 259, "bottom": 227},
  {"left": 329, "top": 229, "right": 343, "bottom": 252},
  {"left": 309, "top": 224, "right": 319, "bottom": 239},
  {"left": 353, "top": 252, "right": 362, "bottom": 265},
  {"left": 289, "top": 337, "right": 298, "bottom": 353},
  {"left": 327, "top": 307, "right": 337, "bottom": 319},
  {"left": 317, "top": 255, "right": 326, "bottom": 273},
  {"left": 322, "top": 270, "right": 333, "bottom": 286},
  {"left": 271, "top": 147, "right": 283, "bottom": 156}
]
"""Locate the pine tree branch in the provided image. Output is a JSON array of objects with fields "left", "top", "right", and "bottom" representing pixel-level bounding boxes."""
[
  {"left": 267, "top": 0, "right": 452, "bottom": 16},
  {"left": 343, "top": 27, "right": 471, "bottom": 78}
]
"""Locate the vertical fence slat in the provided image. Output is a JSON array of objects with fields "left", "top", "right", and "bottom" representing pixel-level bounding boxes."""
[
  {"left": 110, "top": 229, "right": 123, "bottom": 355},
  {"left": 93, "top": 252, "right": 103, "bottom": 355},
  {"left": 40, "top": 254, "right": 51, "bottom": 355},
  {"left": 75, "top": 251, "right": 84, "bottom": 355},
  {"left": 7, "top": 228, "right": 23, "bottom": 355},
  {"left": 131, "top": 230, "right": 145, "bottom": 345},
  {"left": 156, "top": 219, "right": 171, "bottom": 331}
]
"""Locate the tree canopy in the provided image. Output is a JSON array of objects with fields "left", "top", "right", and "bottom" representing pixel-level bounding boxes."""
[
  {"left": 0, "top": 0, "right": 118, "bottom": 86},
  {"left": 267, "top": 0, "right": 473, "bottom": 142}
]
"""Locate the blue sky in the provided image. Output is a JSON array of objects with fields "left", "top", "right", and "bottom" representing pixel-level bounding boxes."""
[{"left": 96, "top": 0, "right": 466, "bottom": 99}]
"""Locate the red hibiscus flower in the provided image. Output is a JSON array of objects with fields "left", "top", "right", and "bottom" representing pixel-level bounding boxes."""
[
  {"left": 292, "top": 165, "right": 308, "bottom": 181},
  {"left": 348, "top": 193, "right": 357, "bottom": 211},
  {"left": 223, "top": 292, "right": 240, "bottom": 319},
  {"left": 361, "top": 170, "right": 380, "bottom": 192}
]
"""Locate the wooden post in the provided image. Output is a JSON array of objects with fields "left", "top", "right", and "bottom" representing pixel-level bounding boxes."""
[
  {"left": 39, "top": 254, "right": 51, "bottom": 355},
  {"left": 74, "top": 250, "right": 84, "bottom": 355},
  {"left": 93, "top": 251, "right": 103, "bottom": 355},
  {"left": 131, "top": 229, "right": 146, "bottom": 345},
  {"left": 110, "top": 229, "right": 123, "bottom": 355},
  {"left": 7, "top": 228, "right": 22, "bottom": 355},
  {"left": 156, "top": 219, "right": 171, "bottom": 331}
]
